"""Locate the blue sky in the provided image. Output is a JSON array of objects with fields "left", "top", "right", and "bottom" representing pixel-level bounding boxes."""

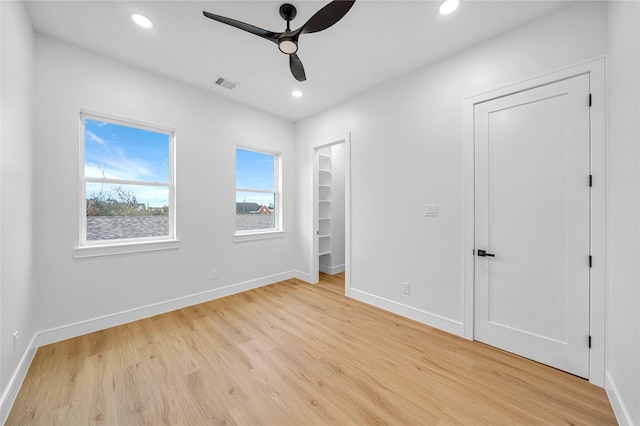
[
  {"left": 84, "top": 119, "right": 169, "bottom": 182},
  {"left": 236, "top": 148, "right": 275, "bottom": 206},
  {"left": 236, "top": 148, "right": 274, "bottom": 190},
  {"left": 84, "top": 118, "right": 170, "bottom": 207}
]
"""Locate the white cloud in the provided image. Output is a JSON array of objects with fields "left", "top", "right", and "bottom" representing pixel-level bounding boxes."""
[
  {"left": 86, "top": 148, "right": 157, "bottom": 182},
  {"left": 86, "top": 130, "right": 107, "bottom": 147}
]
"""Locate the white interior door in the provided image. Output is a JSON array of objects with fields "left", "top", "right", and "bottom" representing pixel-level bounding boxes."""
[{"left": 474, "top": 74, "right": 591, "bottom": 378}]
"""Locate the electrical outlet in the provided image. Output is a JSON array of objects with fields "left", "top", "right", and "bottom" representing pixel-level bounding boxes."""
[
  {"left": 402, "top": 282, "right": 410, "bottom": 294},
  {"left": 424, "top": 204, "right": 438, "bottom": 217},
  {"left": 211, "top": 269, "right": 219, "bottom": 280},
  {"left": 13, "top": 330, "right": 19, "bottom": 354}
]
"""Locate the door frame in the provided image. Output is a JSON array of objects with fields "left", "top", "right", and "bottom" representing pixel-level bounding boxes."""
[
  {"left": 462, "top": 58, "right": 606, "bottom": 386},
  {"left": 311, "top": 133, "right": 352, "bottom": 296}
]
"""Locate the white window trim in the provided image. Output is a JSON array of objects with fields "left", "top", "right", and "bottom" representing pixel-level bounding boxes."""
[
  {"left": 77, "top": 111, "right": 178, "bottom": 257},
  {"left": 234, "top": 146, "right": 283, "bottom": 240},
  {"left": 74, "top": 239, "right": 180, "bottom": 258},
  {"left": 233, "top": 230, "right": 284, "bottom": 243}
]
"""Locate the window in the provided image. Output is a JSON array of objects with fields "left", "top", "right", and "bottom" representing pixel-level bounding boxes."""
[
  {"left": 235, "top": 147, "right": 282, "bottom": 239},
  {"left": 77, "top": 112, "right": 177, "bottom": 256}
]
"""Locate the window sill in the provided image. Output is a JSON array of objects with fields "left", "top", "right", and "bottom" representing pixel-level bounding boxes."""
[
  {"left": 234, "top": 230, "right": 284, "bottom": 242},
  {"left": 74, "top": 239, "right": 180, "bottom": 258}
]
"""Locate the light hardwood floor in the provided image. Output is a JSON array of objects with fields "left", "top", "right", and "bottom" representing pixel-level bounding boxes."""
[{"left": 7, "top": 273, "right": 616, "bottom": 425}]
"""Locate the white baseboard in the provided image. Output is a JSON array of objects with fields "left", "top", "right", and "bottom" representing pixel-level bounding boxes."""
[
  {"left": 319, "top": 264, "right": 345, "bottom": 275},
  {"left": 1, "top": 333, "right": 38, "bottom": 425},
  {"left": 35, "top": 270, "right": 297, "bottom": 347},
  {"left": 294, "top": 270, "right": 313, "bottom": 283},
  {"left": 605, "top": 371, "right": 634, "bottom": 426},
  {"left": 349, "top": 288, "right": 464, "bottom": 337}
]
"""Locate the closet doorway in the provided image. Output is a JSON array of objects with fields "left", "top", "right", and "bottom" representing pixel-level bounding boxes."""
[{"left": 312, "top": 134, "right": 351, "bottom": 294}]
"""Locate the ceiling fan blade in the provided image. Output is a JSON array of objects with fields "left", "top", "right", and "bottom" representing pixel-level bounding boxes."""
[
  {"left": 301, "top": 0, "right": 356, "bottom": 34},
  {"left": 290, "top": 53, "right": 307, "bottom": 82},
  {"left": 203, "top": 11, "right": 280, "bottom": 43}
]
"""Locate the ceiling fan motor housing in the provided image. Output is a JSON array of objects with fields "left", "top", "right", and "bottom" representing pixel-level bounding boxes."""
[{"left": 279, "top": 4, "right": 297, "bottom": 21}]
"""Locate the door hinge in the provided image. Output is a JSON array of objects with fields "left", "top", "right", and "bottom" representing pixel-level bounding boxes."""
[
  {"left": 589, "top": 93, "right": 592, "bottom": 107},
  {"left": 589, "top": 174, "right": 593, "bottom": 187},
  {"left": 589, "top": 255, "right": 592, "bottom": 267},
  {"left": 589, "top": 335, "right": 592, "bottom": 348}
]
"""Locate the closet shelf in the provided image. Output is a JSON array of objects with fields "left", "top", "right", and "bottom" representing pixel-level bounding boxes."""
[{"left": 318, "top": 149, "right": 333, "bottom": 263}]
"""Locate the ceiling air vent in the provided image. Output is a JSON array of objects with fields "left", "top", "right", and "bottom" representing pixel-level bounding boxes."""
[{"left": 214, "top": 76, "right": 239, "bottom": 90}]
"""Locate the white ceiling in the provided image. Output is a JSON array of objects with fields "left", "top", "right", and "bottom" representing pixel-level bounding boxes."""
[{"left": 24, "top": 0, "right": 570, "bottom": 121}]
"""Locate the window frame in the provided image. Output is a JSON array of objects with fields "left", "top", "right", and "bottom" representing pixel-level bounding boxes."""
[
  {"left": 74, "top": 111, "right": 179, "bottom": 258},
  {"left": 234, "top": 145, "right": 283, "bottom": 242}
]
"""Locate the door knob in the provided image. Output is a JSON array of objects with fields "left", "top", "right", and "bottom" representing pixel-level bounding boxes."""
[{"left": 477, "top": 249, "right": 495, "bottom": 257}]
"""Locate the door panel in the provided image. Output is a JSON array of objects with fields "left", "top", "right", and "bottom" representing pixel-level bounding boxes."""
[{"left": 474, "top": 74, "right": 590, "bottom": 378}]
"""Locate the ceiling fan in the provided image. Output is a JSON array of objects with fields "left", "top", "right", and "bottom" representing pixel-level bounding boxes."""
[{"left": 203, "top": 1, "right": 356, "bottom": 82}]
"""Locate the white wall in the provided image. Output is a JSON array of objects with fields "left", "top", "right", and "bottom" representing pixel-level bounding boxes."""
[
  {"left": 0, "top": 0, "right": 37, "bottom": 420},
  {"left": 296, "top": 1, "right": 608, "bottom": 335},
  {"left": 606, "top": 1, "right": 640, "bottom": 424},
  {"left": 33, "top": 36, "right": 297, "bottom": 340}
]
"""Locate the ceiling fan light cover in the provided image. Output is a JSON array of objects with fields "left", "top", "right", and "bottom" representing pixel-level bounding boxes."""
[{"left": 279, "top": 39, "right": 298, "bottom": 54}]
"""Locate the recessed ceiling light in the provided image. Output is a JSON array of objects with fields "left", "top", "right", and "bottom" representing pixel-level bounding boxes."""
[
  {"left": 438, "top": 0, "right": 460, "bottom": 15},
  {"left": 131, "top": 12, "right": 154, "bottom": 29},
  {"left": 292, "top": 90, "right": 303, "bottom": 98}
]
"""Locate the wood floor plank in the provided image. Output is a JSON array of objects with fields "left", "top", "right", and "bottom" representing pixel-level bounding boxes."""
[{"left": 7, "top": 273, "right": 616, "bottom": 425}]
